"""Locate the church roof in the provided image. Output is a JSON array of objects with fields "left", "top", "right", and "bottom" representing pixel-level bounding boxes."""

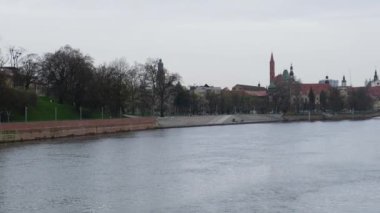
[
  {"left": 300, "top": 84, "right": 331, "bottom": 95},
  {"left": 232, "top": 84, "right": 267, "bottom": 92},
  {"left": 244, "top": 90, "right": 268, "bottom": 97},
  {"left": 368, "top": 86, "right": 380, "bottom": 98},
  {"left": 232, "top": 89, "right": 268, "bottom": 97}
]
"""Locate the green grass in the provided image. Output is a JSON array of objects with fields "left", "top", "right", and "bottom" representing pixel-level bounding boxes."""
[
  {"left": 12, "top": 96, "right": 121, "bottom": 122},
  {"left": 14, "top": 96, "right": 80, "bottom": 122}
]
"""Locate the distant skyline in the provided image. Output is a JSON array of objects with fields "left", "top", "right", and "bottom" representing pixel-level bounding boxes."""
[{"left": 1, "top": 0, "right": 380, "bottom": 88}]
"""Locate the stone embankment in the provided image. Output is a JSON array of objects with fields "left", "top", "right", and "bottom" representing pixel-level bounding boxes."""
[
  {"left": 0, "top": 118, "right": 157, "bottom": 143},
  {"left": 0, "top": 114, "right": 283, "bottom": 143},
  {"left": 3, "top": 112, "right": 378, "bottom": 143},
  {"left": 157, "top": 114, "right": 283, "bottom": 128},
  {"left": 283, "top": 112, "right": 380, "bottom": 122}
]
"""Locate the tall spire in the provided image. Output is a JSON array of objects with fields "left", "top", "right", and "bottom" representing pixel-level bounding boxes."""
[
  {"left": 270, "top": 53, "right": 275, "bottom": 84},
  {"left": 289, "top": 64, "right": 294, "bottom": 78},
  {"left": 375, "top": 70, "right": 378, "bottom": 81}
]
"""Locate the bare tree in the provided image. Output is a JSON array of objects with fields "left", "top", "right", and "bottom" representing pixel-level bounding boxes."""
[
  {"left": 41, "top": 45, "right": 94, "bottom": 107},
  {"left": 20, "top": 53, "right": 41, "bottom": 89},
  {"left": 142, "top": 58, "right": 159, "bottom": 115},
  {"left": 0, "top": 48, "right": 8, "bottom": 67},
  {"left": 8, "top": 46, "right": 24, "bottom": 68},
  {"left": 125, "top": 62, "right": 144, "bottom": 114},
  {"left": 139, "top": 58, "right": 180, "bottom": 116},
  {"left": 110, "top": 58, "right": 129, "bottom": 115},
  {"left": 155, "top": 59, "right": 180, "bottom": 117}
]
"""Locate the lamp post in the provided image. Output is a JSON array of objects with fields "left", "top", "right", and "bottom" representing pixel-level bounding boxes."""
[
  {"left": 25, "top": 106, "right": 28, "bottom": 122},
  {"left": 101, "top": 107, "right": 104, "bottom": 120}
]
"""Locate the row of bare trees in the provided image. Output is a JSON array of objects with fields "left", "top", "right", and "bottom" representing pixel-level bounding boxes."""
[
  {"left": 0, "top": 45, "right": 181, "bottom": 119},
  {"left": 1, "top": 44, "right": 271, "bottom": 120}
]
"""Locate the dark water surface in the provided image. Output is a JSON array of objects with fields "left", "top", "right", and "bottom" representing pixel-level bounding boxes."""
[{"left": 1, "top": 119, "right": 380, "bottom": 212}]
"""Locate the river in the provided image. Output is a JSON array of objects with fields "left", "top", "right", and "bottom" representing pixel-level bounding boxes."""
[{"left": 1, "top": 119, "right": 380, "bottom": 212}]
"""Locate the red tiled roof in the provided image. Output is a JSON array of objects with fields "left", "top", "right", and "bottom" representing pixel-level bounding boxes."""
[
  {"left": 368, "top": 87, "right": 380, "bottom": 97},
  {"left": 232, "top": 84, "right": 267, "bottom": 92},
  {"left": 300, "top": 83, "right": 331, "bottom": 95},
  {"left": 244, "top": 90, "right": 268, "bottom": 97},
  {"left": 231, "top": 89, "right": 268, "bottom": 97}
]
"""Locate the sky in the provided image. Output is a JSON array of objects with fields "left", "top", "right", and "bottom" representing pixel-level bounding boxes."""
[{"left": 1, "top": 0, "right": 380, "bottom": 88}]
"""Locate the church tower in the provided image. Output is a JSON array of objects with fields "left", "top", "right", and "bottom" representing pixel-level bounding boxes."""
[
  {"left": 270, "top": 53, "right": 275, "bottom": 84},
  {"left": 289, "top": 64, "right": 294, "bottom": 79},
  {"left": 342, "top": 75, "right": 347, "bottom": 87},
  {"left": 374, "top": 70, "right": 378, "bottom": 81}
]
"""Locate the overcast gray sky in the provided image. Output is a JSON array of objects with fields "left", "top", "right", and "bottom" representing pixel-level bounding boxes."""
[{"left": 1, "top": 0, "right": 379, "bottom": 87}]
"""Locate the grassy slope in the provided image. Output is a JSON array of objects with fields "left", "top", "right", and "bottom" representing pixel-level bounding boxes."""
[{"left": 14, "top": 97, "right": 79, "bottom": 121}]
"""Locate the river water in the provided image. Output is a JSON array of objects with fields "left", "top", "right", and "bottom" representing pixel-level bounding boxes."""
[{"left": 1, "top": 119, "right": 380, "bottom": 212}]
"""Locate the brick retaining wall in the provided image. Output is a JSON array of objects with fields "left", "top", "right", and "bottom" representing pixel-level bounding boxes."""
[{"left": 0, "top": 118, "right": 157, "bottom": 143}]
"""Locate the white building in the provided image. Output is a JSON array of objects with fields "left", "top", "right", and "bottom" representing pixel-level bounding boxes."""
[
  {"left": 318, "top": 76, "right": 339, "bottom": 87},
  {"left": 192, "top": 84, "right": 222, "bottom": 96}
]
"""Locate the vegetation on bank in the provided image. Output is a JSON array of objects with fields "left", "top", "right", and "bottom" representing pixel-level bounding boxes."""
[
  {"left": 0, "top": 45, "right": 378, "bottom": 123},
  {"left": 269, "top": 77, "right": 374, "bottom": 114},
  {"left": 3, "top": 96, "right": 104, "bottom": 122},
  {"left": 0, "top": 45, "right": 270, "bottom": 122},
  {"left": 12, "top": 96, "right": 78, "bottom": 122}
]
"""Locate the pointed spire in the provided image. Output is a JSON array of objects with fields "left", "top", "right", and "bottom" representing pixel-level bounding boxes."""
[
  {"left": 269, "top": 53, "right": 275, "bottom": 84},
  {"left": 375, "top": 70, "right": 378, "bottom": 81},
  {"left": 289, "top": 64, "right": 294, "bottom": 78}
]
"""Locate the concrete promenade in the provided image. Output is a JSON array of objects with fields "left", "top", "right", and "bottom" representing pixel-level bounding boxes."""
[
  {"left": 157, "top": 114, "right": 283, "bottom": 128},
  {"left": 4, "top": 112, "right": 377, "bottom": 143},
  {"left": 0, "top": 114, "right": 283, "bottom": 143}
]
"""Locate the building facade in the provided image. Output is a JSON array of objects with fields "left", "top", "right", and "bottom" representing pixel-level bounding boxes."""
[
  {"left": 232, "top": 84, "right": 268, "bottom": 97},
  {"left": 192, "top": 84, "right": 222, "bottom": 97}
]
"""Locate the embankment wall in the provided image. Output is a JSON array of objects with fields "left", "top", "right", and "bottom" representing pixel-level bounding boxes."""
[{"left": 0, "top": 118, "right": 157, "bottom": 143}]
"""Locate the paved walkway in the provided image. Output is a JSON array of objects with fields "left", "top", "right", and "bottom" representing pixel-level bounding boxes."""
[{"left": 157, "top": 114, "right": 283, "bottom": 128}]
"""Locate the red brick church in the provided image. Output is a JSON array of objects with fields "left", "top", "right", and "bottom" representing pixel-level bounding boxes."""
[{"left": 268, "top": 53, "right": 331, "bottom": 105}]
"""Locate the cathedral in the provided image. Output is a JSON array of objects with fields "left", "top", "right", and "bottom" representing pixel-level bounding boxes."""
[
  {"left": 268, "top": 53, "right": 380, "bottom": 111},
  {"left": 268, "top": 53, "right": 330, "bottom": 106},
  {"left": 269, "top": 53, "right": 295, "bottom": 87}
]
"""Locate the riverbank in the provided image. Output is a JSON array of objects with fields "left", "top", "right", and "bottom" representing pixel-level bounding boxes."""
[
  {"left": 283, "top": 112, "right": 380, "bottom": 122},
  {"left": 0, "top": 118, "right": 157, "bottom": 143},
  {"left": 1, "top": 112, "right": 379, "bottom": 143},
  {"left": 157, "top": 114, "right": 283, "bottom": 128},
  {"left": 0, "top": 114, "right": 283, "bottom": 143}
]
